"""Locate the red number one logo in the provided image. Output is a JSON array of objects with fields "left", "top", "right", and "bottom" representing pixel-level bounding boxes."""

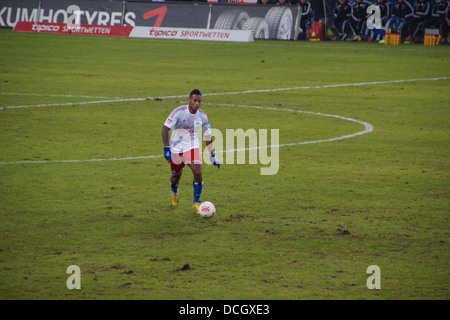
[{"left": 143, "top": 6, "right": 167, "bottom": 27}]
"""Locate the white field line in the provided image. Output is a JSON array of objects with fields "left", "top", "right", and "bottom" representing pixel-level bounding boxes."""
[
  {"left": 201, "top": 77, "right": 449, "bottom": 97},
  {"left": 0, "top": 92, "right": 120, "bottom": 99},
  {"left": 255, "top": 42, "right": 421, "bottom": 52},
  {"left": 1, "top": 76, "right": 448, "bottom": 164},
  {"left": 0, "top": 155, "right": 161, "bottom": 165},
  {"left": 212, "top": 104, "right": 374, "bottom": 154},
  {"left": 1, "top": 97, "right": 148, "bottom": 110},
  {"left": 1, "top": 77, "right": 448, "bottom": 110},
  {"left": 17, "top": 32, "right": 425, "bottom": 52},
  {"left": 0, "top": 103, "right": 373, "bottom": 165}
]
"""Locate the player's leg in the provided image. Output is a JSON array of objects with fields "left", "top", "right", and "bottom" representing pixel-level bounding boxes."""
[
  {"left": 170, "top": 170, "right": 182, "bottom": 206},
  {"left": 406, "top": 18, "right": 420, "bottom": 42},
  {"left": 329, "top": 19, "right": 342, "bottom": 40},
  {"left": 440, "top": 20, "right": 448, "bottom": 44},
  {"left": 170, "top": 153, "right": 185, "bottom": 207},
  {"left": 411, "top": 20, "right": 424, "bottom": 41},
  {"left": 352, "top": 20, "right": 361, "bottom": 38},
  {"left": 399, "top": 19, "right": 407, "bottom": 42},
  {"left": 188, "top": 163, "right": 203, "bottom": 214},
  {"left": 185, "top": 148, "right": 203, "bottom": 214},
  {"left": 189, "top": 163, "right": 203, "bottom": 198}
]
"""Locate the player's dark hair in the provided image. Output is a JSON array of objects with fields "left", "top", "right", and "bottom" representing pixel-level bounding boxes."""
[{"left": 189, "top": 89, "right": 202, "bottom": 97}]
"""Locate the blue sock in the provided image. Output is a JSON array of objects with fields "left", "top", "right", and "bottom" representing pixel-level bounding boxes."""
[
  {"left": 171, "top": 182, "right": 178, "bottom": 195},
  {"left": 193, "top": 181, "right": 203, "bottom": 203}
]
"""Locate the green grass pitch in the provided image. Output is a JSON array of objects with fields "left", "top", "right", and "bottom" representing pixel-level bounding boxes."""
[{"left": 0, "top": 28, "right": 449, "bottom": 300}]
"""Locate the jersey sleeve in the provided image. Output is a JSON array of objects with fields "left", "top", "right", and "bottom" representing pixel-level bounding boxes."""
[
  {"left": 202, "top": 114, "right": 212, "bottom": 137},
  {"left": 164, "top": 109, "right": 179, "bottom": 130}
]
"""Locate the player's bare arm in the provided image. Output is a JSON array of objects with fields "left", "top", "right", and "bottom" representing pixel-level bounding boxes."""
[
  {"left": 162, "top": 125, "right": 171, "bottom": 163},
  {"left": 205, "top": 136, "right": 220, "bottom": 168},
  {"left": 162, "top": 125, "right": 170, "bottom": 147},
  {"left": 205, "top": 136, "right": 214, "bottom": 155}
]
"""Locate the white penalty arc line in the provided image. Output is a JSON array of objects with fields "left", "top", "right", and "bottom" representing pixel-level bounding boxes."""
[
  {"left": 1, "top": 77, "right": 448, "bottom": 110},
  {"left": 0, "top": 104, "right": 373, "bottom": 165},
  {"left": 2, "top": 75, "right": 448, "bottom": 164},
  {"left": 214, "top": 104, "right": 374, "bottom": 151}
]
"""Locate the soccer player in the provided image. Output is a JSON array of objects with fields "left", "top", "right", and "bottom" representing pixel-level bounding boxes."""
[
  {"left": 297, "top": 0, "right": 313, "bottom": 40},
  {"left": 161, "top": 89, "right": 220, "bottom": 214},
  {"left": 405, "top": 0, "right": 431, "bottom": 42},
  {"left": 386, "top": 0, "right": 413, "bottom": 42},
  {"left": 351, "top": 0, "right": 372, "bottom": 40},
  {"left": 424, "top": 0, "right": 449, "bottom": 43},
  {"left": 331, "top": 0, "right": 355, "bottom": 40}
]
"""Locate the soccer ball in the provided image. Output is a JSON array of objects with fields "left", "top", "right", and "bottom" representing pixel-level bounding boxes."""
[{"left": 198, "top": 201, "right": 216, "bottom": 218}]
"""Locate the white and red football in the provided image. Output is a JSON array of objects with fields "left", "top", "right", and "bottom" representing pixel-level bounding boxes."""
[{"left": 198, "top": 201, "right": 216, "bottom": 218}]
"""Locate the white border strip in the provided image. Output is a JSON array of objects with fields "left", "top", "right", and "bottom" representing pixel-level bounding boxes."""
[{"left": 130, "top": 26, "right": 254, "bottom": 43}]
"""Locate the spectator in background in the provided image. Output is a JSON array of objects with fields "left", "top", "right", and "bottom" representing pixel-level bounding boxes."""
[
  {"left": 447, "top": 0, "right": 450, "bottom": 43},
  {"left": 276, "top": 0, "right": 292, "bottom": 5},
  {"left": 368, "top": 0, "right": 391, "bottom": 42},
  {"left": 257, "top": 0, "right": 275, "bottom": 4},
  {"left": 386, "top": 0, "right": 413, "bottom": 42},
  {"left": 297, "top": 0, "right": 313, "bottom": 39},
  {"left": 351, "top": 0, "right": 372, "bottom": 41},
  {"left": 424, "top": 0, "right": 449, "bottom": 43},
  {"left": 405, "top": 0, "right": 431, "bottom": 42},
  {"left": 331, "top": 0, "right": 355, "bottom": 40}
]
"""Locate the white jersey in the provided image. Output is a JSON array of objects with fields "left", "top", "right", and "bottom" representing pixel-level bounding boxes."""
[{"left": 163, "top": 105, "right": 212, "bottom": 154}]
